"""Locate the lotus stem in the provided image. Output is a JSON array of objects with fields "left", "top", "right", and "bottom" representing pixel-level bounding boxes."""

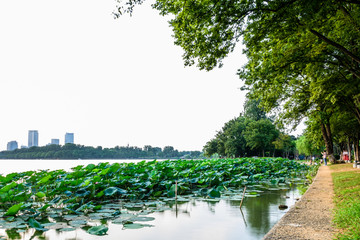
[
  {"left": 175, "top": 180, "right": 178, "bottom": 200},
  {"left": 240, "top": 186, "right": 247, "bottom": 209}
]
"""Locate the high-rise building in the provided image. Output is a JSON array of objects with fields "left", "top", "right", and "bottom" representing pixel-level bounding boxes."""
[
  {"left": 51, "top": 139, "right": 60, "bottom": 145},
  {"left": 28, "top": 130, "right": 39, "bottom": 147},
  {"left": 7, "top": 141, "right": 18, "bottom": 151},
  {"left": 65, "top": 132, "right": 74, "bottom": 144}
]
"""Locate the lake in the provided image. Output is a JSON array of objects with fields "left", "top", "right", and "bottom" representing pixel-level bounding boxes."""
[{"left": 0, "top": 159, "right": 302, "bottom": 240}]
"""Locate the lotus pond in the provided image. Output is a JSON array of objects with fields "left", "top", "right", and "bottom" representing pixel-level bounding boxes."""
[{"left": 0, "top": 158, "right": 315, "bottom": 239}]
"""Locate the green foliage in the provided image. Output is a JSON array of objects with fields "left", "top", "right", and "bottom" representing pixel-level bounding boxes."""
[
  {"left": 244, "top": 119, "right": 279, "bottom": 157},
  {"left": 203, "top": 114, "right": 293, "bottom": 158},
  {"left": 243, "top": 99, "right": 267, "bottom": 121},
  {"left": 295, "top": 135, "right": 320, "bottom": 157}
]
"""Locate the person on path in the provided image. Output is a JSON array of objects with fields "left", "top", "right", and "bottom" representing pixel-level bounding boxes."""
[{"left": 321, "top": 151, "right": 327, "bottom": 166}]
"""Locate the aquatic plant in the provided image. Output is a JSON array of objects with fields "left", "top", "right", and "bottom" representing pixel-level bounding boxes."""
[{"left": 0, "top": 158, "right": 310, "bottom": 236}]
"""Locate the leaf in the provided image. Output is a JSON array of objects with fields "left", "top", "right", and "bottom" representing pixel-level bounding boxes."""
[
  {"left": 75, "top": 189, "right": 90, "bottom": 197},
  {"left": 104, "top": 187, "right": 127, "bottom": 196},
  {"left": 85, "top": 164, "right": 96, "bottom": 171},
  {"left": 38, "top": 175, "right": 52, "bottom": 185},
  {"left": 123, "top": 223, "right": 153, "bottom": 229},
  {"left": 64, "top": 191, "right": 72, "bottom": 197},
  {"left": 28, "top": 218, "right": 49, "bottom": 231},
  {"left": 87, "top": 225, "right": 108, "bottom": 236},
  {"left": 38, "top": 204, "right": 51, "bottom": 211},
  {"left": 59, "top": 228, "right": 76, "bottom": 232},
  {"left": 36, "top": 192, "right": 46, "bottom": 198},
  {"left": 49, "top": 196, "right": 61, "bottom": 204},
  {"left": 0, "top": 182, "right": 17, "bottom": 193},
  {"left": 5, "top": 203, "right": 23, "bottom": 216},
  {"left": 208, "top": 189, "right": 221, "bottom": 198},
  {"left": 69, "top": 220, "right": 87, "bottom": 227},
  {"left": 131, "top": 216, "right": 155, "bottom": 222}
]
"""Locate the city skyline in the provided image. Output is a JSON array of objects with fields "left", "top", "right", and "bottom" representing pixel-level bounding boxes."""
[{"left": 4, "top": 131, "right": 75, "bottom": 150}]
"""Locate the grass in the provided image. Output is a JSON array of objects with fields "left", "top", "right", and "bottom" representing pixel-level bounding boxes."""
[{"left": 331, "top": 164, "right": 360, "bottom": 239}]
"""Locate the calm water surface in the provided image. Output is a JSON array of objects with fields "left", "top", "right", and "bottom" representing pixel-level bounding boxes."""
[{"left": 0, "top": 159, "right": 302, "bottom": 240}]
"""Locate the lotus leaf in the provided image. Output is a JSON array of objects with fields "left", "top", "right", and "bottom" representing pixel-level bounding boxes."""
[
  {"left": 5, "top": 203, "right": 23, "bottom": 216},
  {"left": 75, "top": 189, "right": 90, "bottom": 197},
  {"left": 123, "top": 223, "right": 153, "bottom": 229},
  {"left": 28, "top": 218, "right": 49, "bottom": 231},
  {"left": 208, "top": 189, "right": 221, "bottom": 198},
  {"left": 87, "top": 225, "right": 108, "bottom": 236},
  {"left": 36, "top": 192, "right": 46, "bottom": 198},
  {"left": 131, "top": 216, "right": 155, "bottom": 222},
  {"left": 69, "top": 220, "right": 87, "bottom": 226},
  {"left": 60, "top": 227, "right": 76, "bottom": 231},
  {"left": 104, "top": 187, "right": 127, "bottom": 196},
  {"left": 0, "top": 182, "right": 17, "bottom": 193},
  {"left": 38, "top": 175, "right": 52, "bottom": 185}
]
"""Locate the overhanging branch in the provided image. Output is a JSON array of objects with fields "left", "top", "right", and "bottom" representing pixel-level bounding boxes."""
[{"left": 310, "top": 29, "right": 360, "bottom": 64}]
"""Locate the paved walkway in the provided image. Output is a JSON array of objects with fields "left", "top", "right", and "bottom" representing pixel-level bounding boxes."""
[{"left": 263, "top": 166, "right": 335, "bottom": 239}]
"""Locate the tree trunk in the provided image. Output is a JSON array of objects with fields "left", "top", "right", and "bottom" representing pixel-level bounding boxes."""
[
  {"left": 355, "top": 133, "right": 360, "bottom": 162},
  {"left": 320, "top": 122, "right": 336, "bottom": 163},
  {"left": 347, "top": 136, "right": 352, "bottom": 161}
]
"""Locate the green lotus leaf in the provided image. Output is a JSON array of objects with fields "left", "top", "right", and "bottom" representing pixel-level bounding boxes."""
[
  {"left": 85, "top": 164, "right": 96, "bottom": 171},
  {"left": 36, "top": 192, "right": 46, "bottom": 198},
  {"left": 87, "top": 225, "right": 108, "bottom": 236},
  {"left": 28, "top": 218, "right": 49, "bottom": 231},
  {"left": 69, "top": 220, "right": 87, "bottom": 226},
  {"left": 60, "top": 228, "right": 76, "bottom": 232},
  {"left": 5, "top": 203, "right": 23, "bottom": 216},
  {"left": 123, "top": 223, "right": 154, "bottom": 229},
  {"left": 208, "top": 189, "right": 221, "bottom": 198},
  {"left": 104, "top": 187, "right": 127, "bottom": 196},
  {"left": 131, "top": 216, "right": 155, "bottom": 222},
  {"left": 75, "top": 189, "right": 90, "bottom": 197},
  {"left": 38, "top": 175, "right": 52, "bottom": 185},
  {"left": 0, "top": 182, "right": 17, "bottom": 193}
]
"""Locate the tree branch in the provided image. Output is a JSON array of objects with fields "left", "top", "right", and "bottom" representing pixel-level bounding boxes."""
[{"left": 310, "top": 29, "right": 360, "bottom": 64}]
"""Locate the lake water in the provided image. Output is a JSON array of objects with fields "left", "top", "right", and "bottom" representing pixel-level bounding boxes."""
[{"left": 0, "top": 159, "right": 302, "bottom": 240}]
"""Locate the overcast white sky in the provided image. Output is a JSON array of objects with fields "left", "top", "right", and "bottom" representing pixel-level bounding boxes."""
[{"left": 0, "top": 0, "right": 302, "bottom": 151}]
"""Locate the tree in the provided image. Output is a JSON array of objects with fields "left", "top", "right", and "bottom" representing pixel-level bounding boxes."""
[
  {"left": 203, "top": 116, "right": 250, "bottom": 157},
  {"left": 243, "top": 99, "right": 267, "bottom": 121},
  {"left": 295, "top": 135, "right": 320, "bottom": 159},
  {"left": 243, "top": 119, "right": 279, "bottom": 157},
  {"left": 203, "top": 139, "right": 219, "bottom": 157},
  {"left": 273, "top": 133, "right": 296, "bottom": 159}
]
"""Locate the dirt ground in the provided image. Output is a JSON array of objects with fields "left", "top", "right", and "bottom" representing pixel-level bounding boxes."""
[{"left": 263, "top": 165, "right": 336, "bottom": 240}]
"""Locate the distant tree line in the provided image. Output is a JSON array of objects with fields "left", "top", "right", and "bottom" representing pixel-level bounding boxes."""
[{"left": 0, "top": 144, "right": 203, "bottom": 160}]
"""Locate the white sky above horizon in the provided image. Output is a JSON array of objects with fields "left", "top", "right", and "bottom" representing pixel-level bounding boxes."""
[{"left": 0, "top": 0, "right": 304, "bottom": 152}]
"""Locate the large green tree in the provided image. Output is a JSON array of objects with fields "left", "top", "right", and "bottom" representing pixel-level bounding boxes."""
[{"left": 244, "top": 119, "right": 279, "bottom": 157}]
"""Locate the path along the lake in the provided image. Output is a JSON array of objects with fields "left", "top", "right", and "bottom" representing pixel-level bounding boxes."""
[{"left": 263, "top": 165, "right": 335, "bottom": 240}]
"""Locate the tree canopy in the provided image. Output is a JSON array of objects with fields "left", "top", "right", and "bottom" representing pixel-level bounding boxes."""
[{"left": 203, "top": 99, "right": 295, "bottom": 158}]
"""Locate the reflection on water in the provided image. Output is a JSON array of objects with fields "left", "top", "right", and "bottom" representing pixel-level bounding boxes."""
[
  {"left": 0, "top": 160, "right": 302, "bottom": 240},
  {"left": 0, "top": 187, "right": 301, "bottom": 240}
]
